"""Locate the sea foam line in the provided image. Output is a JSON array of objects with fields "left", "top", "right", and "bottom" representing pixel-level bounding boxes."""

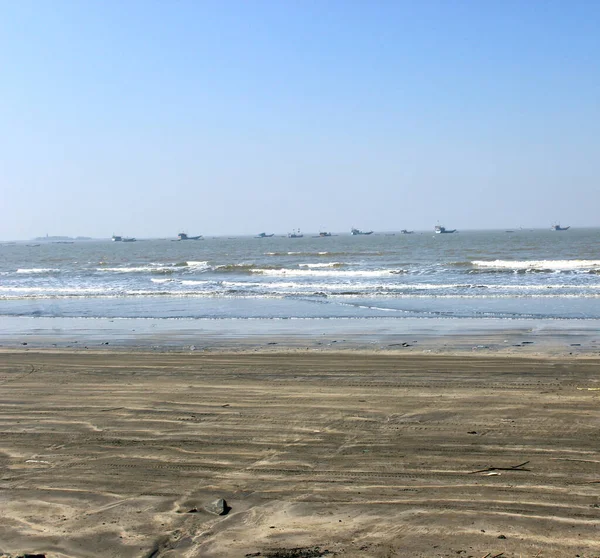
[
  {"left": 298, "top": 262, "right": 344, "bottom": 268},
  {"left": 251, "top": 268, "right": 406, "bottom": 277},
  {"left": 3, "top": 290, "right": 600, "bottom": 301},
  {"left": 16, "top": 268, "right": 60, "bottom": 274},
  {"left": 473, "top": 259, "right": 600, "bottom": 271}
]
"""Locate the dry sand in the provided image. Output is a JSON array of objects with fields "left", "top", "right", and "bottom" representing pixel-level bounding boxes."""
[{"left": 1, "top": 350, "right": 599, "bottom": 557}]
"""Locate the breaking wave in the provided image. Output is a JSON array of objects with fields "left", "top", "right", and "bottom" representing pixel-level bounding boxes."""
[
  {"left": 17, "top": 268, "right": 60, "bottom": 274},
  {"left": 472, "top": 260, "right": 600, "bottom": 272},
  {"left": 298, "top": 262, "right": 345, "bottom": 268},
  {"left": 251, "top": 268, "right": 407, "bottom": 277}
]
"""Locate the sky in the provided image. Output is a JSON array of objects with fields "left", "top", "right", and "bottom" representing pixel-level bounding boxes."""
[{"left": 1, "top": 0, "right": 599, "bottom": 239}]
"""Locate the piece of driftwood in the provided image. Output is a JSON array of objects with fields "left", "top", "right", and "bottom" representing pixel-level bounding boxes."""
[{"left": 469, "top": 461, "right": 530, "bottom": 474}]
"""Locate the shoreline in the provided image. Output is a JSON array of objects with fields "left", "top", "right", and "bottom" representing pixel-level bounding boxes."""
[{"left": 1, "top": 315, "right": 599, "bottom": 357}]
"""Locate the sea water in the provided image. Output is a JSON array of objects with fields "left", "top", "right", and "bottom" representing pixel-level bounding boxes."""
[
  {"left": 2, "top": 229, "right": 600, "bottom": 323},
  {"left": 0, "top": 229, "right": 600, "bottom": 328}
]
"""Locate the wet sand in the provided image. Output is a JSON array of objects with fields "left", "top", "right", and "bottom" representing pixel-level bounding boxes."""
[
  {"left": 1, "top": 350, "right": 600, "bottom": 557},
  {"left": 2, "top": 316, "right": 600, "bottom": 357}
]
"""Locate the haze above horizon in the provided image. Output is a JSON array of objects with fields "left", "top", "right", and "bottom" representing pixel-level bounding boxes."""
[{"left": 2, "top": 0, "right": 599, "bottom": 240}]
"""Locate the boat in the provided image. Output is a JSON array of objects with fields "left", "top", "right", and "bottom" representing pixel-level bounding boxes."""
[
  {"left": 434, "top": 225, "right": 456, "bottom": 234},
  {"left": 351, "top": 228, "right": 373, "bottom": 235},
  {"left": 400, "top": 230, "right": 414, "bottom": 234},
  {"left": 122, "top": 237, "right": 136, "bottom": 242},
  {"left": 551, "top": 224, "right": 570, "bottom": 231},
  {"left": 112, "top": 235, "right": 122, "bottom": 242},
  {"left": 319, "top": 231, "right": 332, "bottom": 237},
  {"left": 178, "top": 232, "right": 203, "bottom": 240},
  {"left": 256, "top": 232, "right": 274, "bottom": 238},
  {"left": 288, "top": 229, "right": 303, "bottom": 238}
]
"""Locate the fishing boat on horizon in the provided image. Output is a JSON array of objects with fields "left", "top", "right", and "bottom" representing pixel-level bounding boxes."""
[
  {"left": 288, "top": 229, "right": 303, "bottom": 238},
  {"left": 400, "top": 229, "right": 414, "bottom": 234},
  {"left": 256, "top": 232, "right": 275, "bottom": 238},
  {"left": 178, "top": 232, "right": 203, "bottom": 240},
  {"left": 111, "top": 235, "right": 122, "bottom": 242},
  {"left": 434, "top": 225, "right": 456, "bottom": 234},
  {"left": 551, "top": 224, "right": 570, "bottom": 231},
  {"left": 351, "top": 228, "right": 373, "bottom": 235}
]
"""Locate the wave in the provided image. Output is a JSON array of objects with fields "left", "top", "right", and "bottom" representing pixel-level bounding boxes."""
[
  {"left": 96, "top": 261, "right": 209, "bottom": 274},
  {"left": 16, "top": 268, "right": 60, "bottom": 274},
  {"left": 265, "top": 251, "right": 380, "bottom": 257},
  {"left": 472, "top": 259, "right": 600, "bottom": 271},
  {"left": 251, "top": 268, "right": 407, "bottom": 277},
  {"left": 0, "top": 286, "right": 108, "bottom": 294},
  {"left": 2, "top": 291, "right": 600, "bottom": 302},
  {"left": 298, "top": 262, "right": 344, "bottom": 268},
  {"left": 214, "top": 264, "right": 256, "bottom": 273},
  {"left": 97, "top": 266, "right": 177, "bottom": 274},
  {"left": 186, "top": 261, "right": 210, "bottom": 269},
  {"left": 265, "top": 251, "right": 340, "bottom": 257}
]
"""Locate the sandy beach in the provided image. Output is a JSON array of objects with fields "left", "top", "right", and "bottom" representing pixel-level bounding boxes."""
[{"left": 1, "top": 350, "right": 599, "bottom": 557}]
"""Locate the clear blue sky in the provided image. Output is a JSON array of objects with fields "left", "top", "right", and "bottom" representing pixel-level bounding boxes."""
[{"left": 1, "top": 0, "right": 599, "bottom": 238}]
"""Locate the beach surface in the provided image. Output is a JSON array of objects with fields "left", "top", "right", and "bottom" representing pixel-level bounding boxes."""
[{"left": 1, "top": 350, "right": 600, "bottom": 557}]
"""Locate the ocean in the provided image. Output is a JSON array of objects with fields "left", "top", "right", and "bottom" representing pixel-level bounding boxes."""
[{"left": 2, "top": 228, "right": 600, "bottom": 323}]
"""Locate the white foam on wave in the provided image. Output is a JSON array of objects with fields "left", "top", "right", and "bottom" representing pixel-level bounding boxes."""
[
  {"left": 16, "top": 268, "right": 60, "bottom": 274},
  {"left": 298, "top": 262, "right": 343, "bottom": 268},
  {"left": 265, "top": 251, "right": 331, "bottom": 257},
  {"left": 251, "top": 268, "right": 405, "bottom": 278},
  {"left": 95, "top": 261, "right": 210, "bottom": 273},
  {"left": 0, "top": 286, "right": 110, "bottom": 297},
  {"left": 223, "top": 281, "right": 600, "bottom": 292},
  {"left": 186, "top": 261, "right": 210, "bottom": 269},
  {"left": 97, "top": 266, "right": 175, "bottom": 273},
  {"left": 223, "top": 280, "right": 300, "bottom": 289},
  {"left": 473, "top": 259, "right": 600, "bottom": 271}
]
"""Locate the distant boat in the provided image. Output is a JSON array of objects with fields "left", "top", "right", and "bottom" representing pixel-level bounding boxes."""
[
  {"left": 351, "top": 228, "right": 373, "bottom": 235},
  {"left": 434, "top": 225, "right": 456, "bottom": 234},
  {"left": 551, "top": 224, "right": 570, "bottom": 231},
  {"left": 256, "top": 232, "right": 274, "bottom": 238},
  {"left": 178, "top": 232, "right": 203, "bottom": 240},
  {"left": 122, "top": 237, "right": 136, "bottom": 242},
  {"left": 319, "top": 231, "right": 332, "bottom": 237},
  {"left": 112, "top": 235, "right": 122, "bottom": 242},
  {"left": 288, "top": 229, "right": 303, "bottom": 238},
  {"left": 400, "top": 230, "right": 414, "bottom": 234}
]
